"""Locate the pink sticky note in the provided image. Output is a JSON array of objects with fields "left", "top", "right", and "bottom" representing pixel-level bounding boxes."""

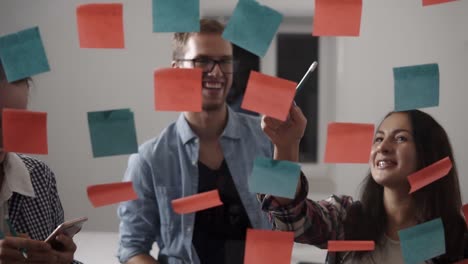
[
  {"left": 313, "top": 0, "right": 363, "bottom": 36},
  {"left": 2, "top": 109, "right": 48, "bottom": 155},
  {"left": 328, "top": 240, "right": 375, "bottom": 252},
  {"left": 154, "top": 68, "right": 202, "bottom": 112},
  {"left": 76, "top": 3, "right": 125, "bottom": 48},
  {"left": 324, "top": 123, "right": 374, "bottom": 163},
  {"left": 171, "top": 190, "right": 223, "bottom": 214},
  {"left": 423, "top": 0, "right": 457, "bottom": 6},
  {"left": 244, "top": 229, "right": 294, "bottom": 264},
  {"left": 462, "top": 204, "right": 468, "bottom": 228},
  {"left": 408, "top": 157, "right": 452, "bottom": 194},
  {"left": 87, "top": 182, "right": 138, "bottom": 207},
  {"left": 241, "top": 71, "right": 297, "bottom": 121}
]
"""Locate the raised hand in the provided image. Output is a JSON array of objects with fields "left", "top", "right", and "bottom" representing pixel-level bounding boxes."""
[{"left": 261, "top": 105, "right": 307, "bottom": 161}]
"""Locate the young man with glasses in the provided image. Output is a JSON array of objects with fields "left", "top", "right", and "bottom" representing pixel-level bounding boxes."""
[{"left": 117, "top": 19, "right": 273, "bottom": 264}]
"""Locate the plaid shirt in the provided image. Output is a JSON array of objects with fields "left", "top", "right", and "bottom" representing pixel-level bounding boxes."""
[
  {"left": 8, "top": 154, "right": 82, "bottom": 264},
  {"left": 259, "top": 174, "right": 353, "bottom": 264},
  {"left": 259, "top": 175, "right": 468, "bottom": 264}
]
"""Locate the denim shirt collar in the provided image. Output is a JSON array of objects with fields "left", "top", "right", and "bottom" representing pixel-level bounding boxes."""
[{"left": 176, "top": 106, "right": 242, "bottom": 144}]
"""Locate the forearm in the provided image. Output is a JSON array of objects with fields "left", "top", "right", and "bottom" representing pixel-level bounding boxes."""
[
  {"left": 272, "top": 195, "right": 353, "bottom": 247},
  {"left": 272, "top": 143, "right": 301, "bottom": 205},
  {"left": 125, "top": 254, "right": 159, "bottom": 264},
  {"left": 273, "top": 143, "right": 300, "bottom": 162},
  {"left": 269, "top": 176, "right": 302, "bottom": 206}
]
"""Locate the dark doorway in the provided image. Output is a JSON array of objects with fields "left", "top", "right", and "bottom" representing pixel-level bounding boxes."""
[
  {"left": 227, "top": 44, "right": 260, "bottom": 116},
  {"left": 277, "top": 33, "right": 319, "bottom": 162}
]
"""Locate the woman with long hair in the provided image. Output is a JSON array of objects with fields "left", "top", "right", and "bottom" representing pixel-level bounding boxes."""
[{"left": 259, "top": 107, "right": 468, "bottom": 263}]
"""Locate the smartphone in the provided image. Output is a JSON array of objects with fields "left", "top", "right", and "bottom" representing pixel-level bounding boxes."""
[{"left": 45, "top": 217, "right": 88, "bottom": 250}]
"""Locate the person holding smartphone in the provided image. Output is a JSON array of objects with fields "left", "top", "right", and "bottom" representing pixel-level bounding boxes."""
[{"left": 0, "top": 60, "right": 81, "bottom": 264}]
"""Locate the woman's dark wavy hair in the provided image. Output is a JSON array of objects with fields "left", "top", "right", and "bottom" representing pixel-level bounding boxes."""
[{"left": 343, "top": 110, "right": 467, "bottom": 263}]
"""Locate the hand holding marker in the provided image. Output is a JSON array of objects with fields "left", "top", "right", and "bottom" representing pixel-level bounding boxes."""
[
  {"left": 286, "top": 61, "right": 318, "bottom": 122},
  {"left": 296, "top": 61, "right": 318, "bottom": 93},
  {"left": 293, "top": 61, "right": 318, "bottom": 109}
]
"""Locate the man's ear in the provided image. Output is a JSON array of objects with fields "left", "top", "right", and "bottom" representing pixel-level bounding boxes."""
[{"left": 171, "top": 61, "right": 178, "bottom": 68}]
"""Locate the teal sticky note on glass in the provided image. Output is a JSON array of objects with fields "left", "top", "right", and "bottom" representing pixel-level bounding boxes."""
[
  {"left": 87, "top": 109, "right": 138, "bottom": 158},
  {"left": 398, "top": 218, "right": 445, "bottom": 264},
  {"left": 249, "top": 156, "right": 301, "bottom": 199},
  {"left": 393, "top": 63, "right": 439, "bottom": 111},
  {"left": 152, "top": 0, "right": 199, "bottom": 32},
  {"left": 0, "top": 27, "right": 50, "bottom": 82},
  {"left": 222, "top": 0, "right": 283, "bottom": 57}
]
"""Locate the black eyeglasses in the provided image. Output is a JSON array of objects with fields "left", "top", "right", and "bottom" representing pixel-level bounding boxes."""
[{"left": 176, "top": 58, "right": 237, "bottom": 74}]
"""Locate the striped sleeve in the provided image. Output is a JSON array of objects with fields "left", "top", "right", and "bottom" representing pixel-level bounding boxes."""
[{"left": 259, "top": 174, "right": 354, "bottom": 248}]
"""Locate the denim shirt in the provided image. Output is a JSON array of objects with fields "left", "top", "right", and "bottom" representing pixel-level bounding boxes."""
[{"left": 117, "top": 107, "right": 273, "bottom": 264}]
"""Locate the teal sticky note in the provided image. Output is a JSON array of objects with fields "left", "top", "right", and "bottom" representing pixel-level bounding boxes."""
[
  {"left": 222, "top": 0, "right": 283, "bottom": 57},
  {"left": 0, "top": 27, "right": 50, "bottom": 82},
  {"left": 398, "top": 218, "right": 445, "bottom": 264},
  {"left": 87, "top": 109, "right": 138, "bottom": 158},
  {"left": 393, "top": 63, "right": 439, "bottom": 111},
  {"left": 152, "top": 0, "right": 199, "bottom": 32},
  {"left": 249, "top": 157, "right": 301, "bottom": 199}
]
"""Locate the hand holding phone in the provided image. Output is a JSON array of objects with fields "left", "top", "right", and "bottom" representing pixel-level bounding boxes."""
[{"left": 45, "top": 217, "right": 87, "bottom": 250}]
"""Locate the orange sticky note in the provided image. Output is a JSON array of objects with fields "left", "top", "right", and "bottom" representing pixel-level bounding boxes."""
[
  {"left": 76, "top": 3, "right": 124, "bottom": 48},
  {"left": 313, "top": 0, "right": 363, "bottom": 36},
  {"left": 171, "top": 190, "right": 223, "bottom": 214},
  {"left": 461, "top": 204, "right": 467, "bottom": 228},
  {"left": 87, "top": 182, "right": 138, "bottom": 207},
  {"left": 2, "top": 109, "right": 48, "bottom": 155},
  {"left": 324, "top": 123, "right": 374, "bottom": 163},
  {"left": 241, "top": 71, "right": 297, "bottom": 121},
  {"left": 328, "top": 240, "right": 375, "bottom": 252},
  {"left": 423, "top": 0, "right": 457, "bottom": 6},
  {"left": 408, "top": 157, "right": 452, "bottom": 194},
  {"left": 154, "top": 68, "right": 202, "bottom": 112},
  {"left": 244, "top": 229, "right": 294, "bottom": 264}
]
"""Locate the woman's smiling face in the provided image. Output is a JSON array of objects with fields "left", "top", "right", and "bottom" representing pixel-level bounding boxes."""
[{"left": 369, "top": 112, "right": 418, "bottom": 190}]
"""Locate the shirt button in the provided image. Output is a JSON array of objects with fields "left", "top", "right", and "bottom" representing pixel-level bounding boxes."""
[{"left": 187, "top": 227, "right": 192, "bottom": 233}]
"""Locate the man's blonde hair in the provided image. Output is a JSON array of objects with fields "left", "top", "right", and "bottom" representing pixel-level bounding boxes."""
[{"left": 172, "top": 18, "right": 226, "bottom": 59}]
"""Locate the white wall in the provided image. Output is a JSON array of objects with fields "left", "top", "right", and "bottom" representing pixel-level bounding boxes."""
[
  {"left": 0, "top": 0, "right": 467, "bottom": 236},
  {"left": 330, "top": 0, "right": 468, "bottom": 201}
]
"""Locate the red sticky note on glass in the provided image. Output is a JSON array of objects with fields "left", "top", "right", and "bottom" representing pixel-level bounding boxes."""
[
  {"left": 76, "top": 3, "right": 125, "bottom": 48},
  {"left": 313, "top": 0, "right": 363, "bottom": 36},
  {"left": 154, "top": 68, "right": 202, "bottom": 112},
  {"left": 87, "top": 182, "right": 138, "bottom": 207},
  {"left": 408, "top": 157, "right": 452, "bottom": 194},
  {"left": 241, "top": 71, "right": 297, "bottom": 121},
  {"left": 453, "top": 260, "right": 468, "bottom": 264},
  {"left": 171, "top": 190, "right": 223, "bottom": 214},
  {"left": 463, "top": 204, "right": 468, "bottom": 228},
  {"left": 328, "top": 240, "right": 375, "bottom": 252},
  {"left": 423, "top": 0, "right": 457, "bottom": 6},
  {"left": 2, "top": 109, "right": 48, "bottom": 155},
  {"left": 324, "top": 123, "right": 374, "bottom": 163},
  {"left": 244, "top": 229, "right": 294, "bottom": 264}
]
